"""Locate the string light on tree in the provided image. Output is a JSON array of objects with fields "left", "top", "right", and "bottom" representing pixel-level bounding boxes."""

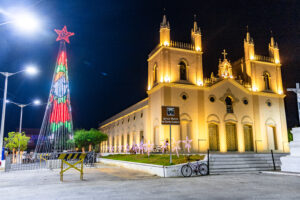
[{"left": 35, "top": 26, "right": 75, "bottom": 153}]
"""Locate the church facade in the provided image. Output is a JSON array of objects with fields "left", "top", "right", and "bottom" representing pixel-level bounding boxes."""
[{"left": 99, "top": 15, "right": 290, "bottom": 153}]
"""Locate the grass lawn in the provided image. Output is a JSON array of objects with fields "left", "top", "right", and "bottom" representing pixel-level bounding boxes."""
[{"left": 103, "top": 154, "right": 205, "bottom": 166}]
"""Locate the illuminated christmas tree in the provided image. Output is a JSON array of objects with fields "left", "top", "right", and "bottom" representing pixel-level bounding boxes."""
[{"left": 35, "top": 26, "right": 75, "bottom": 153}]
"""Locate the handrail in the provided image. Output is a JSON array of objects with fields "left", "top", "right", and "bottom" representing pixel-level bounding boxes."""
[
  {"left": 207, "top": 149, "right": 210, "bottom": 175},
  {"left": 271, "top": 150, "right": 276, "bottom": 170}
]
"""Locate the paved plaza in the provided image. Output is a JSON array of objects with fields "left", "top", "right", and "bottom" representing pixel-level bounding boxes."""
[{"left": 0, "top": 164, "right": 300, "bottom": 200}]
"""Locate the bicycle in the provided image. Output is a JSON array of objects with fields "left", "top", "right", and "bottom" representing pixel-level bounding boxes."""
[{"left": 181, "top": 161, "right": 208, "bottom": 177}]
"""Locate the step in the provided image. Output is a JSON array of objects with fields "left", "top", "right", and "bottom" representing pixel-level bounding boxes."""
[
  {"left": 210, "top": 160, "right": 275, "bottom": 165},
  {"left": 210, "top": 167, "right": 279, "bottom": 173},
  {"left": 209, "top": 159, "right": 281, "bottom": 164},
  {"left": 209, "top": 153, "right": 287, "bottom": 158},
  {"left": 209, "top": 158, "right": 280, "bottom": 163},
  {"left": 210, "top": 163, "right": 275, "bottom": 169}
]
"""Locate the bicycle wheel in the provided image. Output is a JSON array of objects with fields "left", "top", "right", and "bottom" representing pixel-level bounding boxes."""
[
  {"left": 181, "top": 164, "right": 192, "bottom": 177},
  {"left": 198, "top": 163, "right": 208, "bottom": 176}
]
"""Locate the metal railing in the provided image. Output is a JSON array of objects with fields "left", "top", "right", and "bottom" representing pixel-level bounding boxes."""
[
  {"left": 271, "top": 150, "right": 276, "bottom": 171},
  {"left": 207, "top": 149, "right": 210, "bottom": 175},
  {"left": 3, "top": 152, "right": 98, "bottom": 172},
  {"left": 169, "top": 41, "right": 195, "bottom": 51},
  {"left": 254, "top": 55, "right": 274, "bottom": 63},
  {"left": 148, "top": 41, "right": 196, "bottom": 57}
]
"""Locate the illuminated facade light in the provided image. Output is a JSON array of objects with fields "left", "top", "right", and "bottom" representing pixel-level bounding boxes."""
[
  {"left": 197, "top": 80, "right": 203, "bottom": 86},
  {"left": 164, "top": 75, "right": 170, "bottom": 82},
  {"left": 196, "top": 47, "right": 201, "bottom": 51},
  {"left": 163, "top": 41, "right": 169, "bottom": 46},
  {"left": 278, "top": 90, "right": 283, "bottom": 94},
  {"left": 252, "top": 86, "right": 258, "bottom": 92},
  {"left": 148, "top": 85, "right": 151, "bottom": 90},
  {"left": 250, "top": 55, "right": 254, "bottom": 60},
  {"left": 275, "top": 59, "right": 280, "bottom": 64},
  {"left": 160, "top": 77, "right": 164, "bottom": 83}
]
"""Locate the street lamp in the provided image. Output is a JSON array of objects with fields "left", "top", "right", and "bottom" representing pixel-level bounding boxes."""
[
  {"left": 0, "top": 11, "right": 40, "bottom": 33},
  {"left": 0, "top": 65, "right": 38, "bottom": 161},
  {"left": 13, "top": 12, "right": 39, "bottom": 32},
  {"left": 6, "top": 99, "right": 42, "bottom": 162}
]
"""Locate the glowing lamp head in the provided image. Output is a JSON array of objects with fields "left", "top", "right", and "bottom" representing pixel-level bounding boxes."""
[
  {"left": 33, "top": 99, "right": 41, "bottom": 105},
  {"left": 13, "top": 12, "right": 39, "bottom": 32},
  {"left": 252, "top": 86, "right": 258, "bottom": 92},
  {"left": 163, "top": 41, "right": 169, "bottom": 46},
  {"left": 197, "top": 80, "right": 203, "bottom": 86},
  {"left": 250, "top": 55, "right": 254, "bottom": 60},
  {"left": 278, "top": 90, "right": 283, "bottom": 95},
  {"left": 164, "top": 75, "right": 170, "bottom": 82},
  {"left": 275, "top": 59, "right": 280, "bottom": 64},
  {"left": 196, "top": 47, "right": 201, "bottom": 52},
  {"left": 25, "top": 65, "right": 38, "bottom": 75}
]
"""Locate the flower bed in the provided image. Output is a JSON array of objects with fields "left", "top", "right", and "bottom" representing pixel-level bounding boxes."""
[{"left": 103, "top": 154, "right": 205, "bottom": 166}]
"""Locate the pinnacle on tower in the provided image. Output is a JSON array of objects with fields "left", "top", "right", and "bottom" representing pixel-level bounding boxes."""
[
  {"left": 192, "top": 15, "right": 201, "bottom": 34},
  {"left": 159, "top": 14, "right": 170, "bottom": 46},
  {"left": 160, "top": 14, "right": 170, "bottom": 29},
  {"left": 268, "top": 31, "right": 280, "bottom": 63},
  {"left": 191, "top": 15, "right": 202, "bottom": 51}
]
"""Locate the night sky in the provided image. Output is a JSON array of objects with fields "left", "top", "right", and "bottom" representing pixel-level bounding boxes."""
[{"left": 0, "top": 0, "right": 299, "bottom": 137}]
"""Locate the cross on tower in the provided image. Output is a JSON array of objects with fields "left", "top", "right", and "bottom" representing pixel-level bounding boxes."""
[
  {"left": 222, "top": 49, "right": 228, "bottom": 60},
  {"left": 287, "top": 83, "right": 300, "bottom": 124}
]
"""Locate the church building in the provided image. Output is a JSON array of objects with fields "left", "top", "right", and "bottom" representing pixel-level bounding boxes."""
[{"left": 99, "top": 15, "right": 290, "bottom": 153}]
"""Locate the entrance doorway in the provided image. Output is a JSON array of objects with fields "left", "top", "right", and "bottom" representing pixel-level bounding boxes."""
[
  {"left": 180, "top": 121, "right": 191, "bottom": 149},
  {"left": 243, "top": 125, "right": 254, "bottom": 151},
  {"left": 126, "top": 134, "right": 129, "bottom": 146},
  {"left": 226, "top": 123, "right": 237, "bottom": 151},
  {"left": 267, "top": 126, "right": 278, "bottom": 150},
  {"left": 140, "top": 131, "right": 144, "bottom": 144},
  {"left": 154, "top": 126, "right": 160, "bottom": 146},
  {"left": 208, "top": 124, "right": 219, "bottom": 151}
]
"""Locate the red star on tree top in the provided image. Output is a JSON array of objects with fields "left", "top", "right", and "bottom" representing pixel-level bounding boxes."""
[{"left": 54, "top": 26, "right": 74, "bottom": 43}]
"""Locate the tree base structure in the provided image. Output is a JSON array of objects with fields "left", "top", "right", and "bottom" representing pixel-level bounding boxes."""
[{"left": 58, "top": 153, "right": 86, "bottom": 182}]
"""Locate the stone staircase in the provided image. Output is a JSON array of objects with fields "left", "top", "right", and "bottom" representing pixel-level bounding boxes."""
[{"left": 208, "top": 153, "right": 288, "bottom": 174}]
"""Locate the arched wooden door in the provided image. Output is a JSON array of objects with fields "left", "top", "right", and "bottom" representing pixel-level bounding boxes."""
[
  {"left": 243, "top": 125, "right": 254, "bottom": 151},
  {"left": 209, "top": 124, "right": 219, "bottom": 151},
  {"left": 267, "top": 126, "right": 278, "bottom": 150},
  {"left": 226, "top": 123, "right": 238, "bottom": 151}
]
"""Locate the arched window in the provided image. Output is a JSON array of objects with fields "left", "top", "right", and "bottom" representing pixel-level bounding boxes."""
[
  {"left": 263, "top": 72, "right": 271, "bottom": 90},
  {"left": 153, "top": 65, "right": 158, "bottom": 83},
  {"left": 225, "top": 96, "right": 233, "bottom": 113},
  {"left": 179, "top": 61, "right": 187, "bottom": 80}
]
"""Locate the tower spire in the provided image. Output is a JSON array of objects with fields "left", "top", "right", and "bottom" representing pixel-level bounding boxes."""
[
  {"left": 160, "top": 14, "right": 170, "bottom": 29},
  {"left": 270, "top": 30, "right": 275, "bottom": 47},
  {"left": 192, "top": 14, "right": 201, "bottom": 34},
  {"left": 191, "top": 14, "right": 202, "bottom": 51},
  {"left": 268, "top": 30, "right": 280, "bottom": 63},
  {"left": 159, "top": 13, "right": 170, "bottom": 46},
  {"left": 245, "top": 25, "right": 251, "bottom": 43}
]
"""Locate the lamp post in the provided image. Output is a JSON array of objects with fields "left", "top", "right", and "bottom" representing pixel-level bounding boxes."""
[
  {"left": 0, "top": 10, "right": 40, "bottom": 163},
  {"left": 6, "top": 99, "right": 41, "bottom": 163},
  {"left": 0, "top": 66, "right": 38, "bottom": 161}
]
